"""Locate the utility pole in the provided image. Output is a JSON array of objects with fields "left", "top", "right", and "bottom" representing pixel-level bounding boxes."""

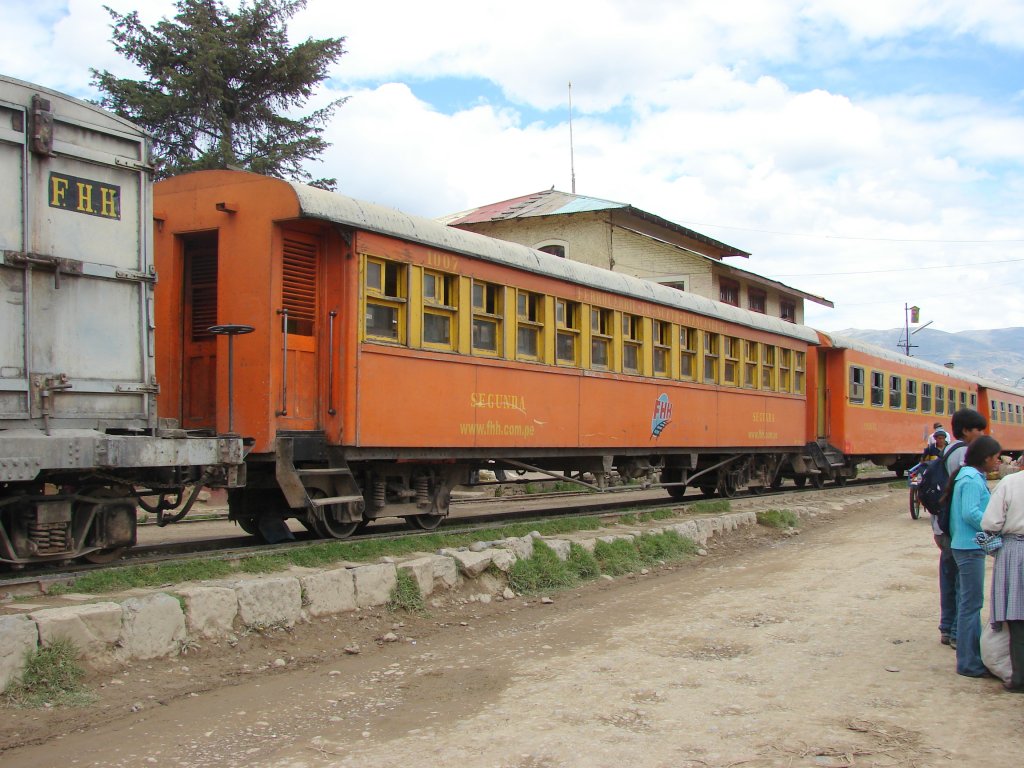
[{"left": 899, "top": 304, "right": 921, "bottom": 356}]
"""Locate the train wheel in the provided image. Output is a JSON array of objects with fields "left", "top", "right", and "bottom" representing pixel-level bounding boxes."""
[
  {"left": 834, "top": 475, "right": 848, "bottom": 487},
  {"left": 666, "top": 485, "right": 687, "bottom": 501},
  {"left": 83, "top": 546, "right": 128, "bottom": 564},
  {"left": 698, "top": 485, "right": 717, "bottom": 498},
  {"left": 718, "top": 477, "right": 739, "bottom": 498},
  {"left": 408, "top": 514, "right": 444, "bottom": 530},
  {"left": 770, "top": 475, "right": 784, "bottom": 490},
  {"left": 308, "top": 487, "right": 360, "bottom": 539},
  {"left": 810, "top": 474, "right": 826, "bottom": 490},
  {"left": 236, "top": 516, "right": 262, "bottom": 537},
  {"left": 80, "top": 486, "right": 135, "bottom": 564},
  {"left": 793, "top": 476, "right": 807, "bottom": 489},
  {"left": 909, "top": 489, "right": 921, "bottom": 520}
]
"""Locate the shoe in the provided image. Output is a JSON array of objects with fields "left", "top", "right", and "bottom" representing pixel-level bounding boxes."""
[
  {"left": 1004, "top": 683, "right": 1024, "bottom": 693},
  {"left": 940, "top": 634, "right": 951, "bottom": 646},
  {"left": 950, "top": 638, "right": 957, "bottom": 649}
]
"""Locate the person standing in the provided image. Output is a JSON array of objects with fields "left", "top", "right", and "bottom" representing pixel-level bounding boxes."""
[
  {"left": 934, "top": 409, "right": 988, "bottom": 647},
  {"left": 981, "top": 468, "right": 1024, "bottom": 692},
  {"left": 944, "top": 435, "right": 1002, "bottom": 677}
]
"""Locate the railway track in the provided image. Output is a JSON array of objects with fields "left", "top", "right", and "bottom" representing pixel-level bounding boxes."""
[{"left": 0, "top": 476, "right": 898, "bottom": 591}]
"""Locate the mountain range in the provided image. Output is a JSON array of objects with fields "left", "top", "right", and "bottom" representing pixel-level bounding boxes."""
[{"left": 831, "top": 327, "right": 1024, "bottom": 389}]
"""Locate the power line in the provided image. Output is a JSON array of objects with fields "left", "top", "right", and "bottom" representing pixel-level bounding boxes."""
[
  {"left": 768, "top": 256, "right": 1024, "bottom": 278},
  {"left": 674, "top": 219, "right": 1024, "bottom": 244}
]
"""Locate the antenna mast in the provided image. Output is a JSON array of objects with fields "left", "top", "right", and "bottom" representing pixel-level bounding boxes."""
[{"left": 568, "top": 81, "right": 576, "bottom": 194}]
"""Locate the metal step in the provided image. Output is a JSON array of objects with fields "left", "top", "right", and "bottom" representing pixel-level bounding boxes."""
[
  {"left": 296, "top": 467, "right": 353, "bottom": 476},
  {"left": 309, "top": 494, "right": 365, "bottom": 507}
]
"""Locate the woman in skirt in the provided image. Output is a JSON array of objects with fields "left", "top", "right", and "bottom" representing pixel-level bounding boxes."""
[{"left": 982, "top": 467, "right": 1024, "bottom": 692}]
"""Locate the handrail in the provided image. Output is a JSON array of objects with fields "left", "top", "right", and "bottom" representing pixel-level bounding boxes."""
[
  {"left": 276, "top": 308, "right": 288, "bottom": 416},
  {"left": 327, "top": 309, "right": 337, "bottom": 415}
]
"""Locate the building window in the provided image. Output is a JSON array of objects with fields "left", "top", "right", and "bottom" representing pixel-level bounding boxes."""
[
  {"left": 590, "top": 308, "right": 613, "bottom": 369},
  {"left": 889, "top": 375, "right": 902, "bottom": 409},
  {"left": 555, "top": 298, "right": 580, "bottom": 365},
  {"left": 748, "top": 289, "right": 766, "bottom": 314},
  {"left": 722, "top": 337, "right": 739, "bottom": 386},
  {"left": 849, "top": 366, "right": 865, "bottom": 403},
  {"left": 535, "top": 241, "right": 567, "bottom": 258},
  {"left": 780, "top": 300, "right": 796, "bottom": 323},
  {"left": 743, "top": 341, "right": 759, "bottom": 388},
  {"left": 663, "top": 280, "right": 686, "bottom": 292},
  {"left": 652, "top": 320, "right": 671, "bottom": 378},
  {"left": 364, "top": 257, "right": 406, "bottom": 342},
  {"left": 720, "top": 279, "right": 739, "bottom": 306},
  {"left": 679, "top": 326, "right": 697, "bottom": 380},
  {"left": 471, "top": 280, "right": 502, "bottom": 355},
  {"left": 622, "top": 313, "right": 642, "bottom": 373},
  {"left": 515, "top": 289, "right": 543, "bottom": 359}
]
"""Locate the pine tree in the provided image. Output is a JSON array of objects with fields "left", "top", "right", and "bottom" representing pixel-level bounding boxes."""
[{"left": 92, "top": 0, "right": 346, "bottom": 188}]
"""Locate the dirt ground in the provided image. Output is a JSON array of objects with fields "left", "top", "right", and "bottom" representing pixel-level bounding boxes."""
[{"left": 3, "top": 486, "right": 1023, "bottom": 767}]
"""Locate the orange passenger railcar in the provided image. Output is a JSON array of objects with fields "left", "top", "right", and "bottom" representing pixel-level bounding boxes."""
[
  {"left": 805, "top": 332, "right": 1024, "bottom": 477},
  {"left": 154, "top": 171, "right": 822, "bottom": 537}
]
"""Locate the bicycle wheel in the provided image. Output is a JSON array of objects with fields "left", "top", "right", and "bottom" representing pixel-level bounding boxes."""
[{"left": 909, "top": 488, "right": 921, "bottom": 520}]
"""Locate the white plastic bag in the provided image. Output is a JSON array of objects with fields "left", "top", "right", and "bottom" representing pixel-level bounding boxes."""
[{"left": 981, "top": 622, "right": 1012, "bottom": 683}]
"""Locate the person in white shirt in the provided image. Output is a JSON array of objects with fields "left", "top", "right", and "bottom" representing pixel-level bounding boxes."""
[{"left": 981, "top": 469, "right": 1024, "bottom": 692}]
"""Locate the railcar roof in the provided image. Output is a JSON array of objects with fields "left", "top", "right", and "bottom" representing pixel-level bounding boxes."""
[
  {"left": 0, "top": 74, "right": 148, "bottom": 138},
  {"left": 820, "top": 331, "right": 1024, "bottom": 395},
  {"left": 289, "top": 181, "right": 819, "bottom": 345}
]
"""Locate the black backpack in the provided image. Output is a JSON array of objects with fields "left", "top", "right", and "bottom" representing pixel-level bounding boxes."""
[{"left": 918, "top": 440, "right": 964, "bottom": 534}]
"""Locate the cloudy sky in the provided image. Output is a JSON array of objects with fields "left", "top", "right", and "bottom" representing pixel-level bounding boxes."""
[{"left": 3, "top": 0, "right": 1024, "bottom": 338}]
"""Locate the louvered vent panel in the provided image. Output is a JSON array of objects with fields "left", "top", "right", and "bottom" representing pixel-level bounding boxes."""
[
  {"left": 283, "top": 236, "right": 317, "bottom": 336},
  {"left": 189, "top": 255, "right": 218, "bottom": 340}
]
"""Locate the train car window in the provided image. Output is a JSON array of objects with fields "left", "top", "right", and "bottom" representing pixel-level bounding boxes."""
[
  {"left": 364, "top": 257, "right": 406, "bottom": 342},
  {"left": 748, "top": 289, "right": 766, "bottom": 314},
  {"left": 761, "top": 345, "right": 776, "bottom": 390},
  {"left": 590, "top": 308, "right": 613, "bottom": 369},
  {"left": 1017, "top": 404, "right": 1022, "bottom": 424},
  {"left": 703, "top": 332, "right": 720, "bottom": 383},
  {"left": 555, "top": 299, "right": 580, "bottom": 366},
  {"left": 719, "top": 279, "right": 739, "bottom": 306},
  {"left": 990, "top": 400, "right": 998, "bottom": 421},
  {"left": 779, "top": 348, "right": 792, "bottom": 391},
  {"left": 960, "top": 391, "right": 968, "bottom": 409},
  {"left": 471, "top": 281, "right": 503, "bottom": 355},
  {"left": 679, "top": 326, "right": 697, "bottom": 380},
  {"left": 921, "top": 382, "right": 932, "bottom": 412},
  {"left": 947, "top": 392, "right": 956, "bottom": 416},
  {"left": 515, "top": 290, "right": 543, "bottom": 360},
  {"left": 622, "top": 313, "right": 642, "bottom": 374},
  {"left": 652, "top": 320, "right": 671, "bottom": 378},
  {"left": 970, "top": 393, "right": 977, "bottom": 408},
  {"left": 1000, "top": 401, "right": 1007, "bottom": 422},
  {"left": 722, "top": 337, "right": 739, "bottom": 386},
  {"left": 422, "top": 270, "right": 457, "bottom": 348},
  {"left": 794, "top": 351, "right": 806, "bottom": 394},
  {"left": 870, "top": 371, "right": 884, "bottom": 407},
  {"left": 935, "top": 386, "right": 945, "bottom": 415},
  {"left": 907, "top": 380, "right": 918, "bottom": 411},
  {"left": 889, "top": 375, "right": 902, "bottom": 409},
  {"left": 849, "top": 366, "right": 865, "bottom": 403},
  {"left": 743, "top": 341, "right": 759, "bottom": 388}
]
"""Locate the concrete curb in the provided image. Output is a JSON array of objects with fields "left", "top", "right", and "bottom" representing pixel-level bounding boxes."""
[{"left": 1, "top": 492, "right": 886, "bottom": 691}]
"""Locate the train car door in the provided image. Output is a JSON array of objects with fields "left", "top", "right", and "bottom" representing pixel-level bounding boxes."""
[
  {"left": 276, "top": 230, "right": 320, "bottom": 428},
  {"left": 181, "top": 232, "right": 218, "bottom": 430},
  {"left": 816, "top": 349, "right": 829, "bottom": 439}
]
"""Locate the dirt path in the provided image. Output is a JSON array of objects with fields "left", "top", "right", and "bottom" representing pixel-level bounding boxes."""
[{"left": 3, "top": 488, "right": 1022, "bottom": 767}]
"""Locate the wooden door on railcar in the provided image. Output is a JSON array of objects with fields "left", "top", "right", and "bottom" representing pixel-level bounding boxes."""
[
  {"left": 275, "top": 230, "right": 320, "bottom": 428},
  {"left": 181, "top": 232, "right": 218, "bottom": 430},
  {"left": 816, "top": 349, "right": 829, "bottom": 439}
]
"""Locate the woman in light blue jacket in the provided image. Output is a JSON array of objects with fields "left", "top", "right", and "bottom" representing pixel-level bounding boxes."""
[{"left": 943, "top": 435, "right": 1002, "bottom": 677}]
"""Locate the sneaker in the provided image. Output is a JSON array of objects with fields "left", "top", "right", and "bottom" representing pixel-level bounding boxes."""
[
  {"left": 950, "top": 637, "right": 957, "bottom": 649},
  {"left": 940, "top": 634, "right": 951, "bottom": 646}
]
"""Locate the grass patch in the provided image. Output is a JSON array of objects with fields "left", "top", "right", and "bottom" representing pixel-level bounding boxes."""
[
  {"left": 567, "top": 543, "right": 600, "bottom": 580},
  {"left": 617, "top": 513, "right": 638, "bottom": 525},
  {"left": 593, "top": 538, "right": 645, "bottom": 575},
  {"left": 387, "top": 570, "right": 425, "bottom": 614},
  {"left": 637, "top": 508, "right": 678, "bottom": 522},
  {"left": 3, "top": 638, "right": 92, "bottom": 708},
  {"left": 508, "top": 541, "right": 578, "bottom": 594},
  {"left": 54, "top": 516, "right": 611, "bottom": 595},
  {"left": 756, "top": 509, "right": 799, "bottom": 529},
  {"left": 635, "top": 530, "right": 698, "bottom": 562},
  {"left": 691, "top": 499, "right": 731, "bottom": 514}
]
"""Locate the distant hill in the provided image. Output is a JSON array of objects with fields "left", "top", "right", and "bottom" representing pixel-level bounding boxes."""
[{"left": 831, "top": 327, "right": 1024, "bottom": 389}]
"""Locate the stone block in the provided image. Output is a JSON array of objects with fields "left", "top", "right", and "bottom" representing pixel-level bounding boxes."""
[
  {"left": 398, "top": 557, "right": 439, "bottom": 597},
  {"left": 352, "top": 563, "right": 398, "bottom": 608},
  {"left": 431, "top": 555, "right": 460, "bottom": 590},
  {"left": 0, "top": 615, "right": 37, "bottom": 692},
  {"left": 118, "top": 593, "right": 186, "bottom": 661},
  {"left": 30, "top": 602, "right": 122, "bottom": 659},
  {"left": 300, "top": 568, "right": 356, "bottom": 617},
  {"left": 176, "top": 586, "right": 239, "bottom": 638},
  {"left": 235, "top": 576, "right": 302, "bottom": 628},
  {"left": 444, "top": 549, "right": 494, "bottom": 578},
  {"left": 542, "top": 539, "right": 571, "bottom": 561},
  {"left": 495, "top": 534, "right": 534, "bottom": 560},
  {"left": 489, "top": 549, "right": 517, "bottom": 572}
]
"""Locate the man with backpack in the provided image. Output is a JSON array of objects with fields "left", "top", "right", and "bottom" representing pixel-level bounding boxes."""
[{"left": 923, "top": 408, "right": 988, "bottom": 647}]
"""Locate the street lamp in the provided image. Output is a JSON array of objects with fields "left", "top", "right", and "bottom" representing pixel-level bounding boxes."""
[{"left": 898, "top": 304, "right": 925, "bottom": 356}]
